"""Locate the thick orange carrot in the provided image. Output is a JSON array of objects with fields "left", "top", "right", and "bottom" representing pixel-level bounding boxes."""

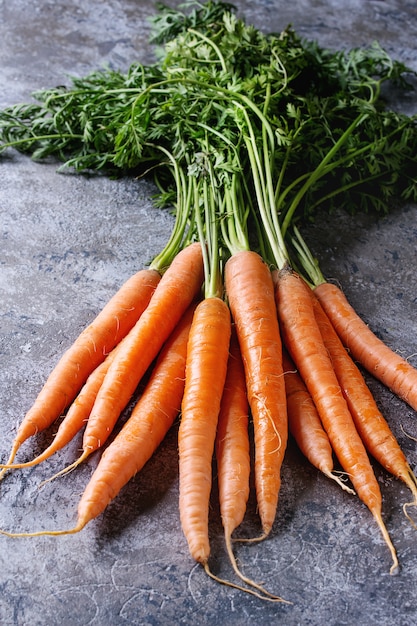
[
  {"left": 275, "top": 265, "right": 398, "bottom": 573},
  {"left": 312, "top": 294, "right": 417, "bottom": 507},
  {"left": 282, "top": 350, "right": 354, "bottom": 495},
  {"left": 314, "top": 281, "right": 417, "bottom": 412},
  {"left": 0, "top": 268, "right": 160, "bottom": 475},
  {"left": 179, "top": 296, "right": 231, "bottom": 566},
  {"left": 46, "top": 242, "right": 204, "bottom": 478},
  {"left": 0, "top": 303, "right": 196, "bottom": 538},
  {"left": 225, "top": 250, "right": 287, "bottom": 538}
]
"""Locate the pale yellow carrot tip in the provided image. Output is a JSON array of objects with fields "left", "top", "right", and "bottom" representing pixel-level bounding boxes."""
[
  {"left": 0, "top": 442, "right": 20, "bottom": 480},
  {"left": 400, "top": 468, "right": 417, "bottom": 530},
  {"left": 203, "top": 561, "right": 291, "bottom": 604},
  {"left": 372, "top": 510, "right": 399, "bottom": 576},
  {"left": 403, "top": 502, "right": 417, "bottom": 531},
  {"left": 0, "top": 456, "right": 45, "bottom": 471},
  {"left": 0, "top": 523, "right": 84, "bottom": 538},
  {"left": 38, "top": 450, "right": 90, "bottom": 488},
  {"left": 224, "top": 532, "right": 287, "bottom": 602},
  {"left": 233, "top": 530, "right": 270, "bottom": 544}
]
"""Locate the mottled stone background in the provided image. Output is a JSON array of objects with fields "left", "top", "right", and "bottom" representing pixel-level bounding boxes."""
[{"left": 0, "top": 2, "right": 416, "bottom": 624}]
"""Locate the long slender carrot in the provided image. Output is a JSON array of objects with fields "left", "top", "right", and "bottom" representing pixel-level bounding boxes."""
[
  {"left": 225, "top": 250, "right": 288, "bottom": 538},
  {"left": 314, "top": 281, "right": 417, "bottom": 412},
  {"left": 282, "top": 350, "right": 354, "bottom": 495},
  {"left": 215, "top": 328, "right": 285, "bottom": 601},
  {"left": 44, "top": 242, "right": 204, "bottom": 479},
  {"left": 0, "top": 302, "right": 196, "bottom": 537},
  {"left": 216, "top": 328, "right": 250, "bottom": 544},
  {"left": 178, "top": 296, "right": 231, "bottom": 567},
  {"left": 0, "top": 268, "right": 161, "bottom": 477},
  {"left": 312, "top": 294, "right": 417, "bottom": 512},
  {"left": 275, "top": 264, "right": 398, "bottom": 573}
]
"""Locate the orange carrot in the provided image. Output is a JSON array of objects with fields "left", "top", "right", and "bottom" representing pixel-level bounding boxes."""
[
  {"left": 282, "top": 350, "right": 354, "bottom": 495},
  {"left": 275, "top": 265, "right": 398, "bottom": 573},
  {"left": 0, "top": 268, "right": 160, "bottom": 477},
  {"left": 215, "top": 328, "right": 285, "bottom": 601},
  {"left": 178, "top": 296, "right": 231, "bottom": 568},
  {"left": 314, "top": 281, "right": 417, "bottom": 412},
  {"left": 0, "top": 302, "right": 196, "bottom": 537},
  {"left": 312, "top": 294, "right": 417, "bottom": 511},
  {"left": 44, "top": 242, "right": 204, "bottom": 479},
  {"left": 216, "top": 328, "right": 250, "bottom": 543},
  {"left": 225, "top": 250, "right": 287, "bottom": 538}
]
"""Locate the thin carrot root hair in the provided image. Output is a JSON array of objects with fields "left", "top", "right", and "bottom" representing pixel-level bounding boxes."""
[
  {"left": 38, "top": 449, "right": 91, "bottom": 488},
  {"left": 371, "top": 508, "right": 399, "bottom": 575},
  {"left": 0, "top": 443, "right": 23, "bottom": 480},
  {"left": 398, "top": 428, "right": 417, "bottom": 524},
  {"left": 203, "top": 558, "right": 291, "bottom": 603},
  {"left": 223, "top": 530, "right": 288, "bottom": 601},
  {"left": 233, "top": 532, "right": 270, "bottom": 545},
  {"left": 401, "top": 465, "right": 417, "bottom": 529},
  {"left": 403, "top": 501, "right": 417, "bottom": 530},
  {"left": 0, "top": 522, "right": 85, "bottom": 538},
  {"left": 321, "top": 470, "right": 356, "bottom": 495},
  {"left": 0, "top": 438, "right": 81, "bottom": 472}
]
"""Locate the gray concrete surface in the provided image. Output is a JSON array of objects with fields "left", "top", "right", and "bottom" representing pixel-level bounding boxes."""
[{"left": 1, "top": 1, "right": 417, "bottom": 625}]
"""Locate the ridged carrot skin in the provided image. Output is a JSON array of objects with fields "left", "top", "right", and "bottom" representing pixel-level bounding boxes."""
[
  {"left": 79, "top": 242, "right": 204, "bottom": 457},
  {"left": 276, "top": 266, "right": 398, "bottom": 572},
  {"left": 225, "top": 250, "right": 287, "bottom": 537},
  {"left": 74, "top": 302, "right": 197, "bottom": 530},
  {"left": 215, "top": 328, "right": 250, "bottom": 537},
  {"left": 314, "top": 281, "right": 417, "bottom": 412},
  {"left": 179, "top": 296, "right": 231, "bottom": 564},
  {"left": 1, "top": 268, "right": 161, "bottom": 472},
  {"left": 312, "top": 295, "right": 417, "bottom": 500}
]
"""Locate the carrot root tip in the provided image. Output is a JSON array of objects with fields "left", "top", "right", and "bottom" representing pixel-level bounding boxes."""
[
  {"left": 0, "top": 523, "right": 84, "bottom": 538},
  {"left": 38, "top": 449, "right": 90, "bottom": 488},
  {"left": 372, "top": 509, "right": 399, "bottom": 575},
  {"left": 224, "top": 533, "right": 285, "bottom": 601},
  {"left": 0, "top": 443, "right": 20, "bottom": 480},
  {"left": 403, "top": 501, "right": 417, "bottom": 531},
  {"left": 203, "top": 561, "right": 290, "bottom": 603},
  {"left": 233, "top": 530, "right": 270, "bottom": 544}
]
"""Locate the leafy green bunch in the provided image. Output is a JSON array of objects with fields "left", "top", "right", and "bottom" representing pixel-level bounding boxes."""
[{"left": 1, "top": 0, "right": 416, "bottom": 234}]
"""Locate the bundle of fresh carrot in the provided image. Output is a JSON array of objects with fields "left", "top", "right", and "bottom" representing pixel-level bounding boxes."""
[{"left": 1, "top": 0, "right": 417, "bottom": 602}]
